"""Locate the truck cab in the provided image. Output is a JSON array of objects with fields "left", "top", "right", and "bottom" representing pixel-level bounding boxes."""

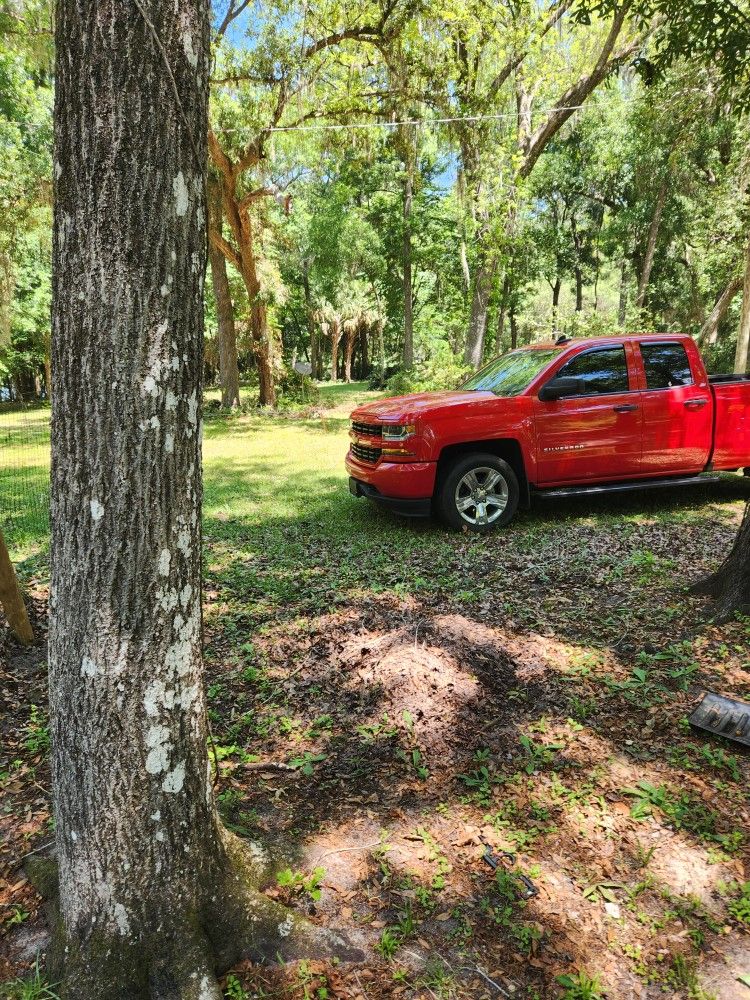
[{"left": 346, "top": 334, "right": 750, "bottom": 531}]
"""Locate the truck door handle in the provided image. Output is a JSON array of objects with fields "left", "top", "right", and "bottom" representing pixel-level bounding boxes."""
[
  {"left": 684, "top": 398, "right": 708, "bottom": 408},
  {"left": 613, "top": 404, "right": 638, "bottom": 412}
]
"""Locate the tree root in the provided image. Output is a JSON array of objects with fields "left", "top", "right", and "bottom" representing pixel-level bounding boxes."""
[{"left": 27, "top": 831, "right": 364, "bottom": 1000}]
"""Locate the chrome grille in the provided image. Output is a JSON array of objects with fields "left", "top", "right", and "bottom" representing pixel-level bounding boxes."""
[
  {"left": 351, "top": 420, "right": 382, "bottom": 437},
  {"left": 351, "top": 442, "right": 381, "bottom": 464}
]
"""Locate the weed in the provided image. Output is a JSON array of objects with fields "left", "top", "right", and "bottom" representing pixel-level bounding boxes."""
[
  {"left": 518, "top": 734, "right": 564, "bottom": 774},
  {"left": 24, "top": 705, "right": 50, "bottom": 756},
  {"left": 224, "top": 974, "right": 249, "bottom": 1000},
  {"left": 555, "top": 971, "right": 605, "bottom": 1000},
  {"left": 376, "top": 926, "right": 401, "bottom": 959},
  {"left": 288, "top": 751, "right": 326, "bottom": 776},
  {"left": 0, "top": 961, "right": 59, "bottom": 1000},
  {"left": 727, "top": 881, "right": 750, "bottom": 925}
]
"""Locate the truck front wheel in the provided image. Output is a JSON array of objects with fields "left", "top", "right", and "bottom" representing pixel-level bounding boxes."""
[{"left": 438, "top": 453, "right": 519, "bottom": 532}]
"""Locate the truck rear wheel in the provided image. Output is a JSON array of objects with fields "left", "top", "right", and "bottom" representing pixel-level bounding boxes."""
[{"left": 438, "top": 453, "right": 519, "bottom": 532}]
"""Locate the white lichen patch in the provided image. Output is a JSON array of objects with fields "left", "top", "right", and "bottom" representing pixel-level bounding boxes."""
[
  {"left": 278, "top": 914, "right": 295, "bottom": 937},
  {"left": 176, "top": 528, "right": 192, "bottom": 559},
  {"left": 174, "top": 171, "right": 190, "bottom": 217},
  {"left": 165, "top": 389, "right": 178, "bottom": 410},
  {"left": 182, "top": 31, "right": 199, "bottom": 68},
  {"left": 90, "top": 499, "right": 105, "bottom": 521},
  {"left": 157, "top": 587, "right": 178, "bottom": 612},
  {"left": 143, "top": 374, "right": 158, "bottom": 396},
  {"left": 165, "top": 432, "right": 175, "bottom": 454},
  {"left": 55, "top": 161, "right": 62, "bottom": 179},
  {"left": 112, "top": 902, "right": 130, "bottom": 936},
  {"left": 187, "top": 390, "right": 198, "bottom": 426},
  {"left": 80, "top": 656, "right": 98, "bottom": 678},
  {"left": 149, "top": 415, "right": 161, "bottom": 430},
  {"left": 179, "top": 583, "right": 193, "bottom": 609},
  {"left": 150, "top": 810, "right": 161, "bottom": 821},
  {"left": 158, "top": 549, "right": 171, "bottom": 577},
  {"left": 144, "top": 678, "right": 174, "bottom": 717},
  {"left": 162, "top": 760, "right": 186, "bottom": 794},
  {"left": 145, "top": 724, "right": 172, "bottom": 775}
]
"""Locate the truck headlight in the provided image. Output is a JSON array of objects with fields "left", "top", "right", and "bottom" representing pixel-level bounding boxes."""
[{"left": 382, "top": 423, "right": 416, "bottom": 441}]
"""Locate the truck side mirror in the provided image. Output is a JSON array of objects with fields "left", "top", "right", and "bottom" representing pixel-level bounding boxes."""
[{"left": 538, "top": 376, "right": 585, "bottom": 402}]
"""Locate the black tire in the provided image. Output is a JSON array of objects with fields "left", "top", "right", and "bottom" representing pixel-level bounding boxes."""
[{"left": 437, "top": 452, "right": 519, "bottom": 533}]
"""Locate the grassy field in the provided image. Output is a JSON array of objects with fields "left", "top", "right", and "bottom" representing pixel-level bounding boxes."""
[{"left": 2, "top": 383, "right": 750, "bottom": 998}]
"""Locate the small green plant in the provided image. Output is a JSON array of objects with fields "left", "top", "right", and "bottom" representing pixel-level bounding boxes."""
[
  {"left": 727, "top": 881, "right": 750, "bottom": 925},
  {"left": 556, "top": 971, "right": 605, "bottom": 1000},
  {"left": 224, "top": 974, "right": 249, "bottom": 1000},
  {"left": 518, "top": 734, "right": 563, "bottom": 774},
  {"left": 275, "top": 866, "right": 325, "bottom": 902},
  {"left": 1, "top": 961, "right": 60, "bottom": 1000},
  {"left": 288, "top": 751, "right": 326, "bottom": 776},
  {"left": 24, "top": 705, "right": 50, "bottom": 755},
  {"left": 376, "top": 926, "right": 401, "bottom": 959}
]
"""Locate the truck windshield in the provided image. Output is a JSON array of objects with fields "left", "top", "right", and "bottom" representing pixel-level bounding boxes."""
[{"left": 462, "top": 348, "right": 562, "bottom": 396}]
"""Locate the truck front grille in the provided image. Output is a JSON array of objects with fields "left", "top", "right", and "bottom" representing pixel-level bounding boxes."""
[
  {"left": 352, "top": 442, "right": 381, "bottom": 464},
  {"left": 351, "top": 421, "right": 382, "bottom": 437}
]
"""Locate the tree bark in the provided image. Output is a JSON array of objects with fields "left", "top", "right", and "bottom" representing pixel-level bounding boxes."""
[
  {"left": 464, "top": 260, "right": 495, "bottom": 367},
  {"left": 342, "top": 320, "right": 357, "bottom": 382},
  {"left": 697, "top": 274, "right": 743, "bottom": 347},
  {"left": 49, "top": 4, "right": 355, "bottom": 996},
  {"left": 329, "top": 317, "right": 341, "bottom": 382},
  {"left": 734, "top": 235, "right": 750, "bottom": 373},
  {"left": 302, "top": 262, "right": 320, "bottom": 380},
  {"left": 691, "top": 503, "right": 750, "bottom": 621},
  {"left": 208, "top": 180, "right": 240, "bottom": 408},
  {"left": 0, "top": 528, "right": 33, "bottom": 644},
  {"left": 510, "top": 307, "right": 518, "bottom": 350},
  {"left": 636, "top": 174, "right": 669, "bottom": 309},
  {"left": 618, "top": 258, "right": 628, "bottom": 328}
]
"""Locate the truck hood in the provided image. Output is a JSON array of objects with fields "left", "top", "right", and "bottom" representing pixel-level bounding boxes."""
[{"left": 353, "top": 389, "right": 496, "bottom": 423}]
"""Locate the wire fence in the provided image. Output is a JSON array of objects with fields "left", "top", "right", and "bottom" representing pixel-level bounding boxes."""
[{"left": 0, "top": 402, "right": 51, "bottom": 548}]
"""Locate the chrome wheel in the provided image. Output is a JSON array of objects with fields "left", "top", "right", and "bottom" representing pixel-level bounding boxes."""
[{"left": 454, "top": 466, "right": 509, "bottom": 526}]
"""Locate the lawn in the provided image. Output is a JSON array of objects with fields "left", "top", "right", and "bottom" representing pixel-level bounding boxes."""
[{"left": 2, "top": 384, "right": 750, "bottom": 999}]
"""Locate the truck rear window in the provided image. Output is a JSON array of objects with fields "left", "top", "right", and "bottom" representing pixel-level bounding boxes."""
[
  {"left": 462, "top": 349, "right": 562, "bottom": 396},
  {"left": 640, "top": 342, "right": 693, "bottom": 389}
]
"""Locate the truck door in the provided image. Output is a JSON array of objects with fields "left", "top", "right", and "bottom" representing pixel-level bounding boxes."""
[
  {"left": 534, "top": 343, "right": 643, "bottom": 486},
  {"left": 636, "top": 341, "right": 712, "bottom": 475}
]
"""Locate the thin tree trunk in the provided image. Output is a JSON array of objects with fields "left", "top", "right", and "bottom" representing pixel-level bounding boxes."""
[
  {"left": 464, "top": 260, "right": 495, "bottom": 367},
  {"left": 618, "top": 258, "right": 628, "bottom": 327},
  {"left": 44, "top": 357, "right": 52, "bottom": 401},
  {"left": 208, "top": 181, "right": 240, "bottom": 408},
  {"left": 403, "top": 165, "right": 414, "bottom": 370},
  {"left": 48, "top": 4, "right": 352, "bottom": 995},
  {"left": 574, "top": 266, "right": 583, "bottom": 311},
  {"left": 330, "top": 318, "right": 341, "bottom": 382},
  {"left": 636, "top": 174, "right": 668, "bottom": 309},
  {"left": 691, "top": 503, "right": 750, "bottom": 620},
  {"left": 510, "top": 307, "right": 518, "bottom": 350},
  {"left": 734, "top": 236, "right": 750, "bottom": 373},
  {"left": 697, "top": 274, "right": 743, "bottom": 347},
  {"left": 0, "top": 528, "right": 33, "bottom": 644},
  {"left": 302, "top": 262, "right": 319, "bottom": 380},
  {"left": 343, "top": 321, "right": 356, "bottom": 382}
]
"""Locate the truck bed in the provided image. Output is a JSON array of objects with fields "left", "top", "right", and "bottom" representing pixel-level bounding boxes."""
[{"left": 708, "top": 373, "right": 750, "bottom": 384}]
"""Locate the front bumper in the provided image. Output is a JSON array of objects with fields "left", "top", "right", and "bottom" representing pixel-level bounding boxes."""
[
  {"left": 345, "top": 451, "right": 436, "bottom": 518},
  {"left": 349, "top": 477, "right": 432, "bottom": 517}
]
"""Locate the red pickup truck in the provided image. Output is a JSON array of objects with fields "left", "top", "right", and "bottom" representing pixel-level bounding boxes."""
[{"left": 346, "top": 334, "right": 750, "bottom": 531}]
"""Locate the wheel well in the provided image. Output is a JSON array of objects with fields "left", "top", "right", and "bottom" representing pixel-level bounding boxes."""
[{"left": 435, "top": 439, "right": 530, "bottom": 507}]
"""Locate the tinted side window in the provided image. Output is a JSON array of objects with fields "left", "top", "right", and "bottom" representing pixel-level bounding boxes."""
[
  {"left": 555, "top": 347, "right": 630, "bottom": 395},
  {"left": 640, "top": 342, "right": 693, "bottom": 389}
]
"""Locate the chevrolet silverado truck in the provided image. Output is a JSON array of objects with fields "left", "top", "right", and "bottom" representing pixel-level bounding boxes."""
[{"left": 346, "top": 334, "right": 750, "bottom": 532}]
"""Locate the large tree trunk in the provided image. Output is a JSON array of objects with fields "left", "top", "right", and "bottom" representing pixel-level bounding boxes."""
[
  {"left": 691, "top": 503, "right": 750, "bottom": 621},
  {"left": 330, "top": 317, "right": 341, "bottom": 382},
  {"left": 734, "top": 236, "right": 750, "bottom": 373},
  {"left": 251, "top": 298, "right": 276, "bottom": 406},
  {"left": 0, "top": 528, "right": 33, "bottom": 644},
  {"left": 49, "top": 4, "right": 354, "bottom": 996},
  {"left": 697, "top": 274, "right": 743, "bottom": 347},
  {"left": 208, "top": 181, "right": 240, "bottom": 408},
  {"left": 636, "top": 174, "right": 668, "bottom": 309}
]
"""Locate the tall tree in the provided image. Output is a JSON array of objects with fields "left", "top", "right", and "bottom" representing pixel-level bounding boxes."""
[
  {"left": 208, "top": 177, "right": 241, "bottom": 408},
  {"left": 48, "top": 2, "right": 353, "bottom": 995}
]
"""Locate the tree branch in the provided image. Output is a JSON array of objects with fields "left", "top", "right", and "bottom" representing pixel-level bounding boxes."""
[
  {"left": 520, "top": 3, "right": 641, "bottom": 179},
  {"left": 209, "top": 228, "right": 242, "bottom": 272}
]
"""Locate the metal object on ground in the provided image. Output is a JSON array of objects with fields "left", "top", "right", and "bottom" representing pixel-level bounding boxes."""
[
  {"left": 480, "top": 838, "right": 538, "bottom": 899},
  {"left": 689, "top": 692, "right": 750, "bottom": 748}
]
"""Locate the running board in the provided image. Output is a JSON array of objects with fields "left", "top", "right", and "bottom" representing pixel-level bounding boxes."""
[{"left": 535, "top": 473, "right": 720, "bottom": 500}]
